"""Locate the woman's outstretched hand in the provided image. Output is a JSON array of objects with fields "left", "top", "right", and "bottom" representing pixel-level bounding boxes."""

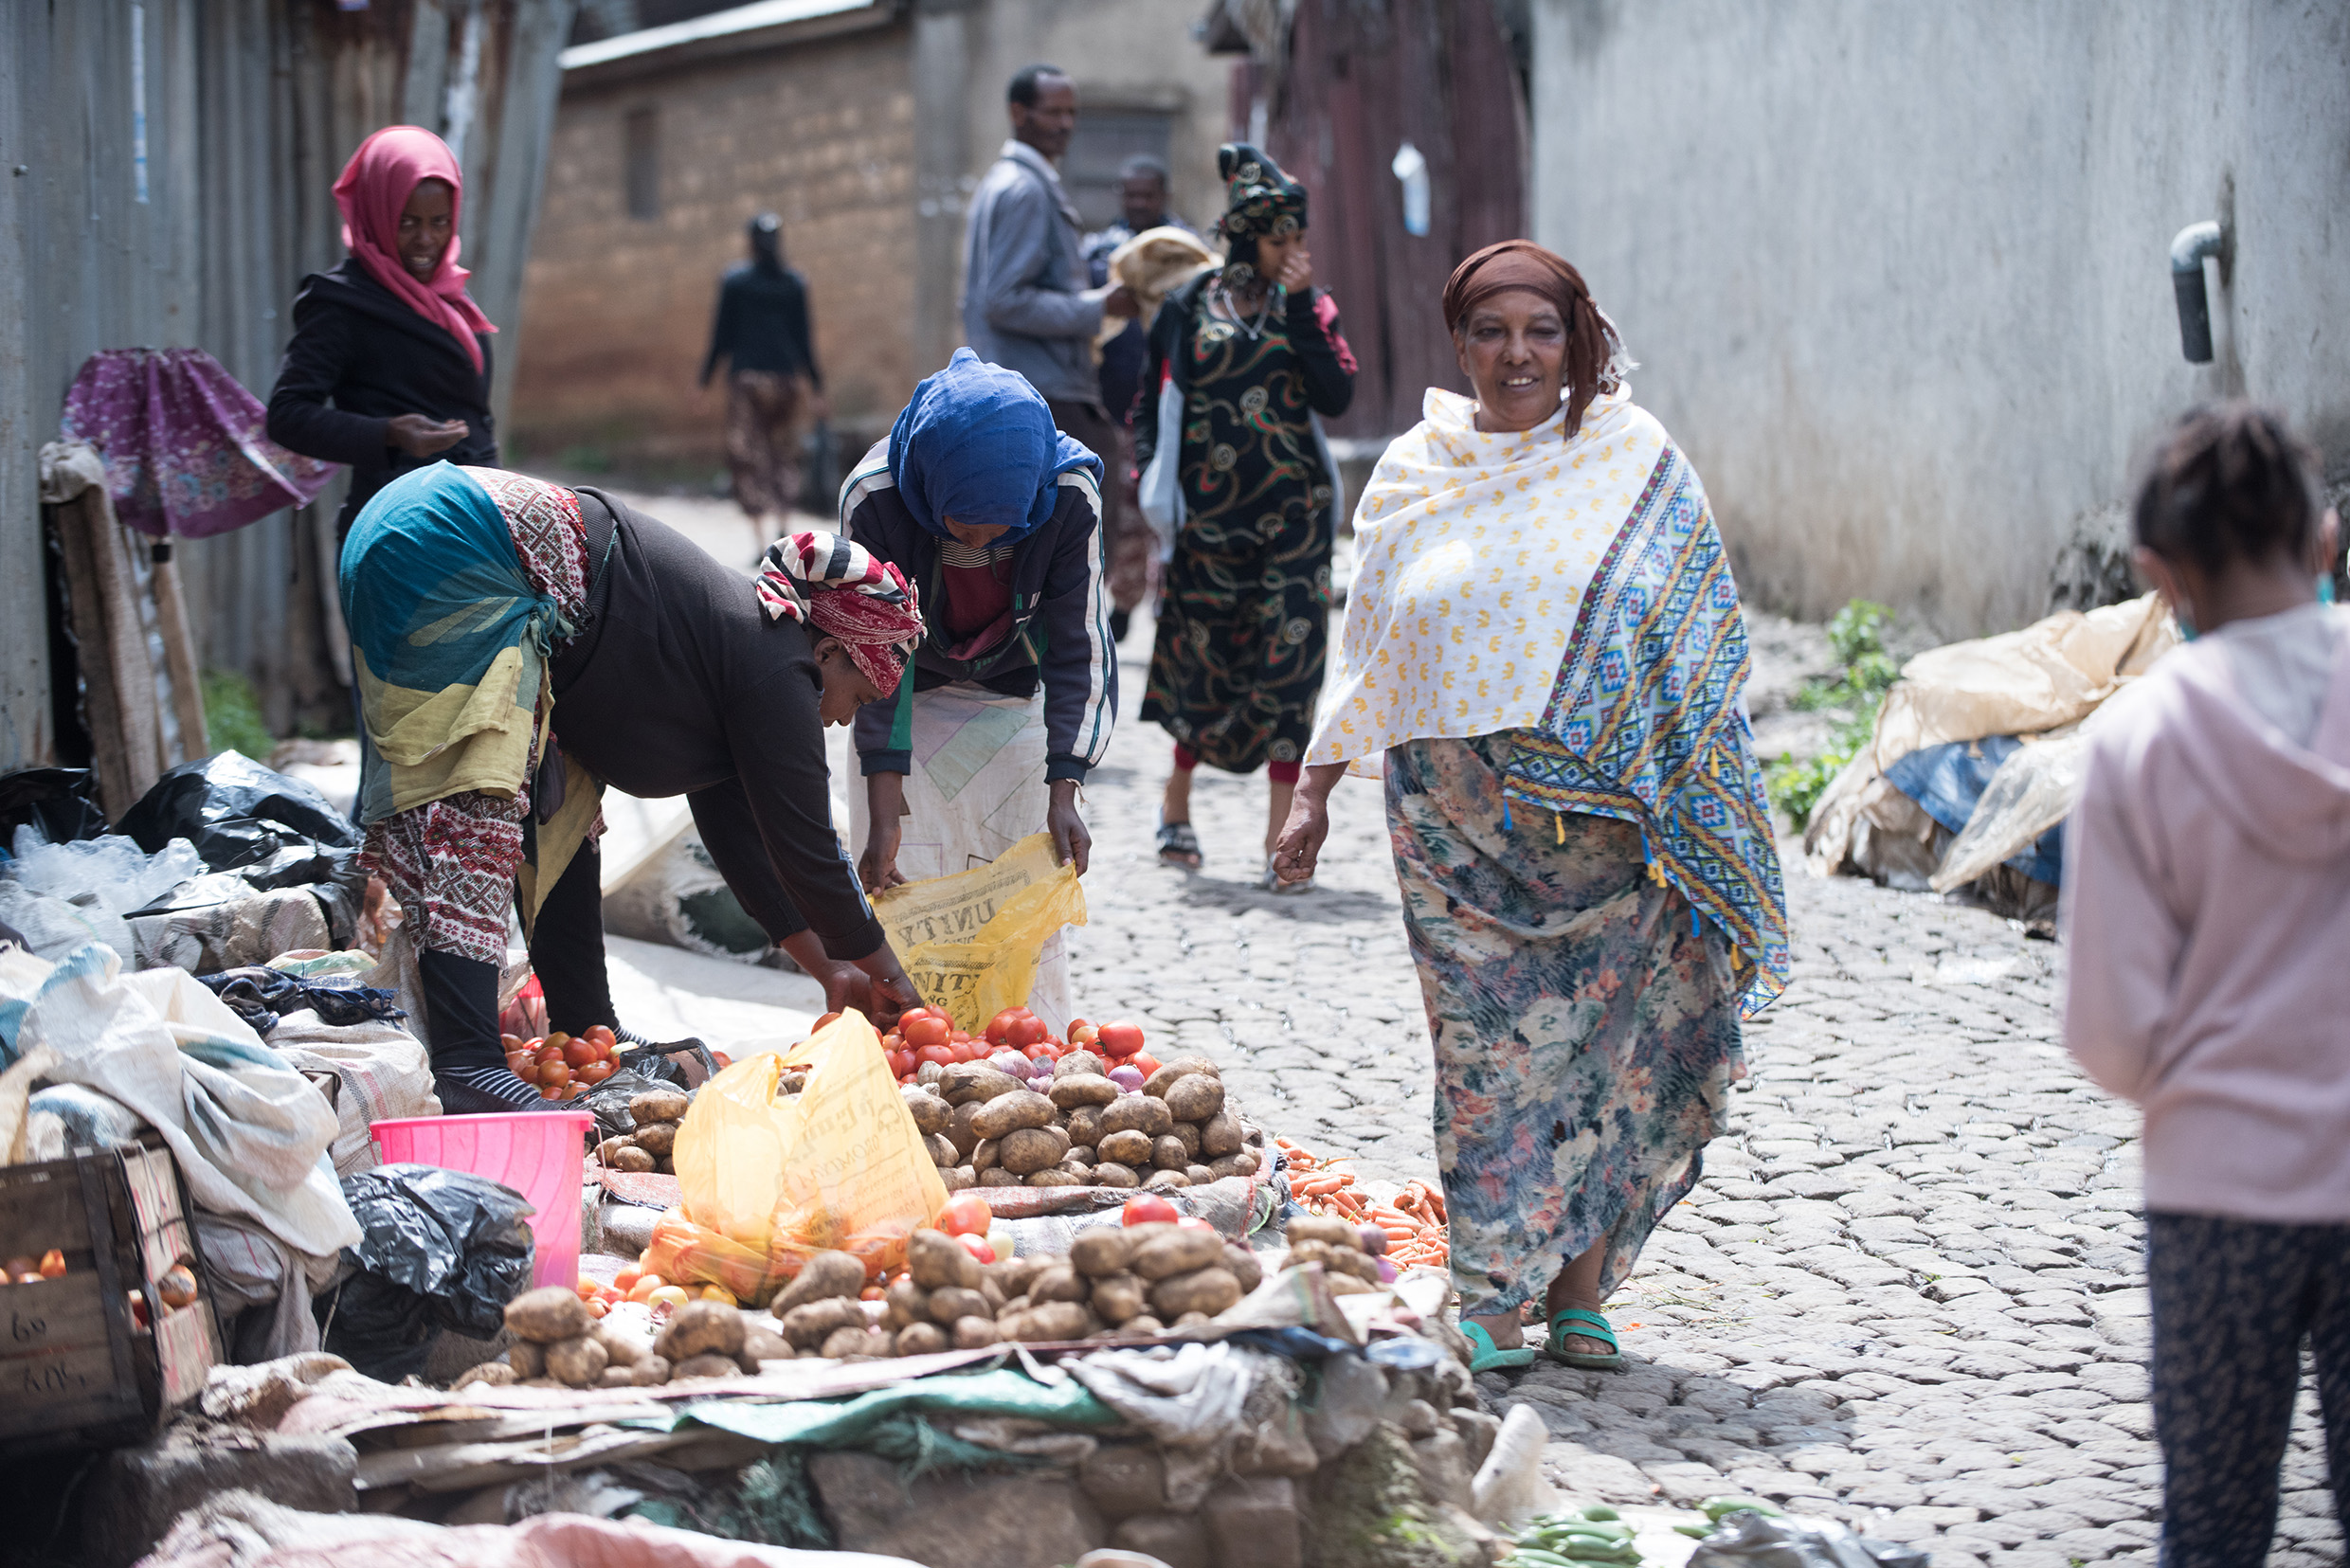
[
  {"left": 1047, "top": 779, "right": 1092, "bottom": 875},
  {"left": 387, "top": 413, "right": 468, "bottom": 459},
  {"left": 1272, "top": 762, "right": 1347, "bottom": 885}
]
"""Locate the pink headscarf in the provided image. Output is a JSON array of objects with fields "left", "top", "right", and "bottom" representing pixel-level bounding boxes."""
[{"left": 332, "top": 126, "right": 497, "bottom": 372}]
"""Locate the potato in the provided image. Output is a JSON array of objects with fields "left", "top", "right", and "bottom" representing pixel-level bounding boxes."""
[
  {"left": 908, "top": 1227, "right": 984, "bottom": 1290},
  {"left": 1325, "top": 1274, "right": 1379, "bottom": 1297},
  {"left": 545, "top": 1334, "right": 610, "bottom": 1387},
  {"left": 948, "top": 1101, "right": 985, "bottom": 1160},
  {"left": 505, "top": 1339, "right": 545, "bottom": 1379},
  {"left": 1040, "top": 1123, "right": 1072, "bottom": 1157},
  {"left": 952, "top": 1315, "right": 1002, "bottom": 1349},
  {"left": 1199, "top": 1111, "right": 1246, "bottom": 1159},
  {"left": 1167, "top": 1121, "right": 1202, "bottom": 1160},
  {"left": 916, "top": 1061, "right": 947, "bottom": 1088},
  {"left": 1332, "top": 1249, "right": 1382, "bottom": 1283},
  {"left": 632, "top": 1122, "right": 678, "bottom": 1158},
  {"left": 979, "top": 1167, "right": 1022, "bottom": 1187},
  {"left": 1165, "top": 1074, "right": 1225, "bottom": 1122},
  {"left": 632, "top": 1355, "right": 673, "bottom": 1385},
  {"left": 1096, "top": 1128, "right": 1153, "bottom": 1166},
  {"left": 771, "top": 1250, "right": 870, "bottom": 1316},
  {"left": 980, "top": 1275, "right": 1007, "bottom": 1312},
  {"left": 928, "top": 1285, "right": 990, "bottom": 1324},
  {"left": 779, "top": 1296, "right": 867, "bottom": 1349},
  {"left": 593, "top": 1320, "right": 648, "bottom": 1366},
  {"left": 460, "top": 1361, "right": 518, "bottom": 1387},
  {"left": 818, "top": 1325, "right": 892, "bottom": 1360},
  {"left": 1027, "top": 1168, "right": 1087, "bottom": 1187},
  {"left": 895, "top": 1321, "right": 949, "bottom": 1357},
  {"left": 1244, "top": 1125, "right": 1265, "bottom": 1146},
  {"left": 882, "top": 1277, "right": 931, "bottom": 1330},
  {"left": 987, "top": 1254, "right": 1043, "bottom": 1297},
  {"left": 1064, "top": 1105, "right": 1107, "bottom": 1148},
  {"left": 1286, "top": 1216, "right": 1362, "bottom": 1250},
  {"left": 1231, "top": 1149, "right": 1260, "bottom": 1176},
  {"left": 1069, "top": 1227, "right": 1133, "bottom": 1277},
  {"left": 1048, "top": 1073, "right": 1119, "bottom": 1110},
  {"left": 1123, "top": 1314, "right": 1166, "bottom": 1338},
  {"left": 1052, "top": 1050, "right": 1106, "bottom": 1080},
  {"left": 1007, "top": 1301, "right": 1091, "bottom": 1342},
  {"left": 654, "top": 1156, "right": 675, "bottom": 1176},
  {"left": 1149, "top": 1266, "right": 1242, "bottom": 1320},
  {"left": 942, "top": 1164, "right": 977, "bottom": 1191},
  {"left": 505, "top": 1287, "right": 591, "bottom": 1343},
  {"left": 1206, "top": 1154, "right": 1248, "bottom": 1181},
  {"left": 656, "top": 1300, "right": 746, "bottom": 1362},
  {"left": 1092, "top": 1271, "right": 1148, "bottom": 1324},
  {"left": 1132, "top": 1228, "right": 1223, "bottom": 1280},
  {"left": 901, "top": 1087, "right": 951, "bottom": 1136},
  {"left": 673, "top": 1351, "right": 741, "bottom": 1380},
  {"left": 1151, "top": 1135, "right": 1190, "bottom": 1171},
  {"left": 610, "top": 1145, "right": 657, "bottom": 1174},
  {"left": 598, "top": 1364, "right": 638, "bottom": 1389},
  {"left": 1143, "top": 1057, "right": 1220, "bottom": 1096},
  {"left": 595, "top": 1136, "right": 632, "bottom": 1163},
  {"left": 924, "top": 1132, "right": 959, "bottom": 1167},
  {"left": 1223, "top": 1243, "right": 1265, "bottom": 1295},
  {"left": 1172, "top": 1311, "right": 1214, "bottom": 1330},
  {"left": 1286, "top": 1239, "right": 1336, "bottom": 1272},
  {"left": 629, "top": 1088, "right": 691, "bottom": 1124},
  {"left": 1144, "top": 1169, "right": 1189, "bottom": 1190},
  {"left": 1099, "top": 1094, "right": 1174, "bottom": 1139},
  {"left": 1067, "top": 1144, "right": 1098, "bottom": 1166},
  {"left": 1092, "top": 1161, "right": 1140, "bottom": 1189},
  {"left": 1029, "top": 1262, "right": 1089, "bottom": 1304},
  {"left": 1184, "top": 1163, "right": 1217, "bottom": 1186},
  {"left": 939, "top": 1064, "right": 1025, "bottom": 1105},
  {"left": 780, "top": 1071, "right": 809, "bottom": 1095},
  {"left": 971, "top": 1137, "right": 1001, "bottom": 1174},
  {"left": 971, "top": 1089, "right": 1057, "bottom": 1141},
  {"left": 999, "top": 1126, "right": 1063, "bottom": 1176},
  {"left": 741, "top": 1327, "right": 793, "bottom": 1367}
]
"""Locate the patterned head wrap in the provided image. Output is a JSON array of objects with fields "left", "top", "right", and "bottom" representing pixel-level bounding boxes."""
[
  {"left": 756, "top": 531, "right": 925, "bottom": 694},
  {"left": 1214, "top": 142, "right": 1308, "bottom": 286},
  {"left": 887, "top": 348, "right": 1103, "bottom": 541},
  {"left": 1440, "top": 240, "right": 1635, "bottom": 441}
]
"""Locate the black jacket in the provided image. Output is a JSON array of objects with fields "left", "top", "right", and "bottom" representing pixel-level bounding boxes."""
[
  {"left": 548, "top": 489, "right": 884, "bottom": 961},
  {"left": 700, "top": 261, "right": 822, "bottom": 388},
  {"left": 265, "top": 259, "right": 497, "bottom": 533},
  {"left": 840, "top": 442, "right": 1115, "bottom": 785}
]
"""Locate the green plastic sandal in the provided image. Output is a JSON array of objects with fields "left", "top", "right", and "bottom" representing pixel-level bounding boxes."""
[
  {"left": 1460, "top": 1320, "right": 1536, "bottom": 1373},
  {"left": 1546, "top": 1307, "right": 1625, "bottom": 1371}
]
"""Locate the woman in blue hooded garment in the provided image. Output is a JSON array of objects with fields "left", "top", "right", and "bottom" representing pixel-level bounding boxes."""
[{"left": 842, "top": 350, "right": 1115, "bottom": 1034}]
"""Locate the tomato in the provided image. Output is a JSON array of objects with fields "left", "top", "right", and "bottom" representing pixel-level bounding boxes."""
[
  {"left": 1129, "top": 1053, "right": 1161, "bottom": 1079},
  {"left": 506, "top": 1054, "right": 532, "bottom": 1080},
  {"left": 1070, "top": 1022, "right": 1101, "bottom": 1050},
  {"left": 545, "top": 1032, "right": 571, "bottom": 1055},
  {"left": 538, "top": 1060, "right": 571, "bottom": 1090},
  {"left": 1175, "top": 1217, "right": 1216, "bottom": 1234},
  {"left": 954, "top": 1233, "right": 996, "bottom": 1265},
  {"left": 1122, "top": 1194, "right": 1180, "bottom": 1226},
  {"left": 564, "top": 1037, "right": 601, "bottom": 1069},
  {"left": 156, "top": 1263, "right": 198, "bottom": 1309},
  {"left": 579, "top": 1060, "right": 616, "bottom": 1086},
  {"left": 985, "top": 1009, "right": 1026, "bottom": 1046},
  {"left": 627, "top": 1273, "right": 669, "bottom": 1303},
  {"left": 538, "top": 1083, "right": 566, "bottom": 1100},
  {"left": 860, "top": 1283, "right": 886, "bottom": 1301},
  {"left": 645, "top": 1285, "right": 691, "bottom": 1311},
  {"left": 915, "top": 1044, "right": 957, "bottom": 1067},
  {"left": 1023, "top": 1041, "right": 1055, "bottom": 1062},
  {"left": 814, "top": 1011, "right": 842, "bottom": 1031},
  {"left": 574, "top": 1277, "right": 603, "bottom": 1300},
  {"left": 698, "top": 1284, "right": 739, "bottom": 1306},
  {"left": 938, "top": 1193, "right": 993, "bottom": 1236},
  {"left": 903, "top": 1015, "right": 950, "bottom": 1051},
  {"left": 586, "top": 1296, "right": 609, "bottom": 1319},
  {"left": 584, "top": 1023, "right": 617, "bottom": 1049},
  {"left": 500, "top": 1034, "right": 526, "bottom": 1054},
  {"left": 613, "top": 1266, "right": 642, "bottom": 1294},
  {"left": 1096, "top": 1020, "right": 1146, "bottom": 1058},
  {"left": 38, "top": 1250, "right": 65, "bottom": 1280},
  {"left": 535, "top": 1044, "right": 566, "bottom": 1066},
  {"left": 1007, "top": 1014, "right": 1049, "bottom": 1049},
  {"left": 713, "top": 1051, "right": 731, "bottom": 1068}
]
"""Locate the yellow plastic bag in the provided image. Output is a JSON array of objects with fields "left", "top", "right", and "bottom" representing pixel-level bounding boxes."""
[
  {"left": 873, "top": 832, "right": 1088, "bottom": 1033},
  {"left": 663, "top": 1010, "right": 948, "bottom": 1301}
]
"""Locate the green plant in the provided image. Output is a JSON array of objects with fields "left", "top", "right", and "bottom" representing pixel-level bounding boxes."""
[
  {"left": 200, "top": 668, "right": 273, "bottom": 762},
  {"left": 1764, "top": 600, "right": 1899, "bottom": 828}
]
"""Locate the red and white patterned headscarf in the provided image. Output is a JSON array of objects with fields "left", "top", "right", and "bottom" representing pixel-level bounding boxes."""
[{"left": 755, "top": 531, "right": 925, "bottom": 694}]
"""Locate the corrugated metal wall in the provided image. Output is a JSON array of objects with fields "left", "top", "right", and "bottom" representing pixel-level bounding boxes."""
[{"left": 0, "top": 0, "right": 573, "bottom": 776}]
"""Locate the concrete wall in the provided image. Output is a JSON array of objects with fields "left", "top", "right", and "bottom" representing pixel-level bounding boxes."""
[
  {"left": 510, "top": 21, "right": 918, "bottom": 470},
  {"left": 1529, "top": 0, "right": 2350, "bottom": 634}
]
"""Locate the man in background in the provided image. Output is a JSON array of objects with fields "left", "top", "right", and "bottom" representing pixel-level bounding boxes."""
[
  {"left": 1084, "top": 154, "right": 1193, "bottom": 642},
  {"left": 701, "top": 212, "right": 823, "bottom": 523},
  {"left": 961, "top": 63, "right": 1136, "bottom": 572}
]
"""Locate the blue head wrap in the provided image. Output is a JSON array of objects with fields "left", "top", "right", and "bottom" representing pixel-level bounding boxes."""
[{"left": 886, "top": 349, "right": 1104, "bottom": 540}]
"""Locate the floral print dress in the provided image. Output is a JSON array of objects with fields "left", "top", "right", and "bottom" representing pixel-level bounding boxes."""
[{"left": 1387, "top": 730, "right": 1744, "bottom": 1319}]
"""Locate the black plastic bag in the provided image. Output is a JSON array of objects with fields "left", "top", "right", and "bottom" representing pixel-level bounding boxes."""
[
  {"left": 0, "top": 767, "right": 107, "bottom": 847},
  {"left": 118, "top": 751, "right": 358, "bottom": 868},
  {"left": 321, "top": 1162, "right": 535, "bottom": 1379}
]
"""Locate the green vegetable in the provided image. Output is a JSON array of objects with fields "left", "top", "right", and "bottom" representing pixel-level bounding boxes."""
[
  {"left": 1579, "top": 1505, "right": 1620, "bottom": 1522},
  {"left": 1698, "top": 1495, "right": 1784, "bottom": 1523},
  {"left": 1673, "top": 1523, "right": 1711, "bottom": 1539}
]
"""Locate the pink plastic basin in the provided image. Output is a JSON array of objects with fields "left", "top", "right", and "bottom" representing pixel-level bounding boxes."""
[{"left": 371, "top": 1112, "right": 594, "bottom": 1289}]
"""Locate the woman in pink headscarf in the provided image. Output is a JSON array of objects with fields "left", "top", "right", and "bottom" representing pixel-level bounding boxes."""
[{"left": 266, "top": 125, "right": 501, "bottom": 546}]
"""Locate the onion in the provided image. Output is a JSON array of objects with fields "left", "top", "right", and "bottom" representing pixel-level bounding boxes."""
[
  {"left": 1108, "top": 1065, "right": 1146, "bottom": 1090},
  {"left": 1357, "top": 1226, "right": 1388, "bottom": 1256},
  {"left": 989, "top": 1052, "right": 1031, "bottom": 1078},
  {"left": 1374, "top": 1254, "right": 1399, "bottom": 1283}
]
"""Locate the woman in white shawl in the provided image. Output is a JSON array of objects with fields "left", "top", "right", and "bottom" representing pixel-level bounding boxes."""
[{"left": 1274, "top": 243, "right": 1788, "bottom": 1373}]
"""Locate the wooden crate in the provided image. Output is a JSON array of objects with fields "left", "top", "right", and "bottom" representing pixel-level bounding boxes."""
[{"left": 0, "top": 1140, "right": 221, "bottom": 1454}]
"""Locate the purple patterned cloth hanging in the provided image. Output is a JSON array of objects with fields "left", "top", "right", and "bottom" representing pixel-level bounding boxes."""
[{"left": 61, "top": 348, "right": 341, "bottom": 538}]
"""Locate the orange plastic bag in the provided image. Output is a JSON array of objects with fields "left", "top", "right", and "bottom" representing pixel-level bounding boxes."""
[{"left": 656, "top": 1010, "right": 945, "bottom": 1302}]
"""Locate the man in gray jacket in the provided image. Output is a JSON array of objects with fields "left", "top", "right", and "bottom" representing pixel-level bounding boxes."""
[{"left": 961, "top": 64, "right": 1136, "bottom": 571}]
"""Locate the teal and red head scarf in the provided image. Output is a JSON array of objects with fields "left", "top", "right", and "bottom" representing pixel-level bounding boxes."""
[
  {"left": 757, "top": 531, "right": 925, "bottom": 694},
  {"left": 885, "top": 348, "right": 1102, "bottom": 542}
]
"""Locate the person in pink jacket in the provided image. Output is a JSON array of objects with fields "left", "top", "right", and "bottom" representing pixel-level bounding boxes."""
[{"left": 2063, "top": 402, "right": 2349, "bottom": 1567}]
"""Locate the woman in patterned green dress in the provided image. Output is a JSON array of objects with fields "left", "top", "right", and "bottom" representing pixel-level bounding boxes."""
[{"left": 1136, "top": 144, "right": 1356, "bottom": 887}]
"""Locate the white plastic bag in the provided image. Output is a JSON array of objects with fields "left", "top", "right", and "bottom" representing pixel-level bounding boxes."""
[
  {"left": 0, "top": 829, "right": 204, "bottom": 960},
  {"left": 1137, "top": 365, "right": 1186, "bottom": 557}
]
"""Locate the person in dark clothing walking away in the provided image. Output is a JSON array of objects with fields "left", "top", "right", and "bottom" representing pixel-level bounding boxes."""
[
  {"left": 701, "top": 213, "right": 826, "bottom": 524},
  {"left": 1084, "top": 155, "right": 1195, "bottom": 643},
  {"left": 267, "top": 125, "right": 498, "bottom": 547}
]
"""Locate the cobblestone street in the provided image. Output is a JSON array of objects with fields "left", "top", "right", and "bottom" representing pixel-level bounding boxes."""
[{"left": 1066, "top": 628, "right": 2344, "bottom": 1567}]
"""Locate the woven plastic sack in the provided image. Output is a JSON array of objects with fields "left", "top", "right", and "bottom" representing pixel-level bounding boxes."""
[
  {"left": 875, "top": 833, "right": 1088, "bottom": 1034},
  {"left": 659, "top": 1011, "right": 947, "bottom": 1303}
]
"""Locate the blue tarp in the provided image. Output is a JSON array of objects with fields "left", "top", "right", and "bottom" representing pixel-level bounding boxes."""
[{"left": 1883, "top": 737, "right": 2064, "bottom": 886}]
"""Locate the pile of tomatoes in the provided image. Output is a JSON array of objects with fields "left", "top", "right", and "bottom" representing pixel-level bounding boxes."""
[
  {"left": 875, "top": 1005, "right": 1159, "bottom": 1087},
  {"left": 582, "top": 1267, "right": 735, "bottom": 1317},
  {"left": 503, "top": 1024, "right": 621, "bottom": 1101}
]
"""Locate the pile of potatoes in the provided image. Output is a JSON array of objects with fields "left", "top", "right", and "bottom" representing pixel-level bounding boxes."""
[
  {"left": 900, "top": 1054, "right": 1263, "bottom": 1193},
  {"left": 594, "top": 1088, "right": 692, "bottom": 1176},
  {"left": 760, "top": 1223, "right": 1265, "bottom": 1361},
  {"left": 1280, "top": 1215, "right": 1389, "bottom": 1296},
  {"left": 461, "top": 1288, "right": 793, "bottom": 1389}
]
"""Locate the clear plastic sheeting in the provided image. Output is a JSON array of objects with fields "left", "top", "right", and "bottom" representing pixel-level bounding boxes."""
[
  {"left": 1931, "top": 728, "right": 2094, "bottom": 892},
  {"left": 0, "top": 830, "right": 204, "bottom": 961}
]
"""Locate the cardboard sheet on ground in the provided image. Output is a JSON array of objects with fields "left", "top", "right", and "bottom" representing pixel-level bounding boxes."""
[{"left": 870, "top": 833, "right": 1087, "bottom": 1033}]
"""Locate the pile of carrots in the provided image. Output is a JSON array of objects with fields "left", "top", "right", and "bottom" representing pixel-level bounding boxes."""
[{"left": 1276, "top": 1137, "right": 1451, "bottom": 1271}]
